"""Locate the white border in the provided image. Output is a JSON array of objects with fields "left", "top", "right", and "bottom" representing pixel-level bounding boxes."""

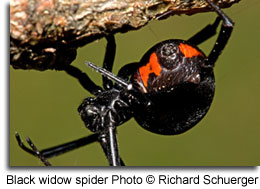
[{"left": 2, "top": 0, "right": 259, "bottom": 189}]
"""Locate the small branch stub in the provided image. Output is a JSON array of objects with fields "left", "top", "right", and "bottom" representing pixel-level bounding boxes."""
[{"left": 10, "top": 0, "right": 240, "bottom": 71}]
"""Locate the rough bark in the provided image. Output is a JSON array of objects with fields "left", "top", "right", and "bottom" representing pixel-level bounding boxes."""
[{"left": 10, "top": 0, "right": 240, "bottom": 71}]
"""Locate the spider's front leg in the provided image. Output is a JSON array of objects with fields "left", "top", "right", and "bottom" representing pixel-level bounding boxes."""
[{"left": 15, "top": 132, "right": 100, "bottom": 166}]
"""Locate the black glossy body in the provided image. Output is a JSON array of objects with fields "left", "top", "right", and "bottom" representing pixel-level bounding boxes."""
[
  {"left": 78, "top": 39, "right": 216, "bottom": 135},
  {"left": 131, "top": 40, "right": 215, "bottom": 134}
]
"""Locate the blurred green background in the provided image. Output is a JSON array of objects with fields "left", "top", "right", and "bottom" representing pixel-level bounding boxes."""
[{"left": 10, "top": 0, "right": 260, "bottom": 166}]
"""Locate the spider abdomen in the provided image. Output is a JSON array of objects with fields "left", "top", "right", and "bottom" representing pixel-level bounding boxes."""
[
  {"left": 132, "top": 40, "right": 206, "bottom": 93},
  {"left": 131, "top": 39, "right": 215, "bottom": 135},
  {"left": 133, "top": 75, "right": 215, "bottom": 135}
]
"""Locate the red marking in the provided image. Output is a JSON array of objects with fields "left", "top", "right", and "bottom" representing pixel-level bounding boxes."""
[
  {"left": 139, "top": 53, "right": 162, "bottom": 87},
  {"left": 179, "top": 43, "right": 204, "bottom": 58}
]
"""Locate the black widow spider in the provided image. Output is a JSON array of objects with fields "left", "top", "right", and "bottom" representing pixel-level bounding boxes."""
[{"left": 15, "top": 0, "right": 234, "bottom": 166}]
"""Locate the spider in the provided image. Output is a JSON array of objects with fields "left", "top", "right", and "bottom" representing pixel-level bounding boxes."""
[{"left": 15, "top": 0, "right": 234, "bottom": 166}]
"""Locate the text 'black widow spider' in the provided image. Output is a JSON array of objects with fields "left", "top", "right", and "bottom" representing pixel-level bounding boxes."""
[{"left": 15, "top": 0, "right": 234, "bottom": 166}]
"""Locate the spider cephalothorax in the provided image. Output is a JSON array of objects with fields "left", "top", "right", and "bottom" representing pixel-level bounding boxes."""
[
  {"left": 78, "top": 89, "right": 133, "bottom": 132},
  {"left": 16, "top": 0, "right": 234, "bottom": 166}
]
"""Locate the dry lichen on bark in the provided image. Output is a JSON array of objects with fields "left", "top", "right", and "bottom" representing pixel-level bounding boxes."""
[{"left": 10, "top": 0, "right": 240, "bottom": 71}]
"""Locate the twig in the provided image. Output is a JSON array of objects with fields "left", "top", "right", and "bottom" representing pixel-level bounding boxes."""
[{"left": 10, "top": 0, "right": 240, "bottom": 71}]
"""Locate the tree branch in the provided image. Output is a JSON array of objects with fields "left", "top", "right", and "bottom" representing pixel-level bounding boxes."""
[{"left": 10, "top": 0, "right": 240, "bottom": 71}]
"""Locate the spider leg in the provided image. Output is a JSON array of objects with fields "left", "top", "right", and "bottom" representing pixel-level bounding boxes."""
[
  {"left": 102, "top": 35, "right": 116, "bottom": 90},
  {"left": 38, "top": 134, "right": 99, "bottom": 159},
  {"left": 64, "top": 35, "right": 116, "bottom": 93},
  {"left": 16, "top": 131, "right": 125, "bottom": 165},
  {"left": 86, "top": 61, "right": 133, "bottom": 90},
  {"left": 204, "top": 0, "right": 234, "bottom": 67},
  {"left": 99, "top": 127, "right": 121, "bottom": 166},
  {"left": 25, "top": 137, "right": 52, "bottom": 166},
  {"left": 188, "top": 16, "right": 221, "bottom": 46},
  {"left": 99, "top": 136, "right": 125, "bottom": 166},
  {"left": 96, "top": 110, "right": 122, "bottom": 166},
  {"left": 15, "top": 133, "right": 51, "bottom": 166},
  {"left": 64, "top": 65, "right": 103, "bottom": 96},
  {"left": 15, "top": 132, "right": 101, "bottom": 165},
  {"left": 107, "top": 125, "right": 120, "bottom": 166}
]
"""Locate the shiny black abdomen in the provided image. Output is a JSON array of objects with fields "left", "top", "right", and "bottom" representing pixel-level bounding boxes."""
[
  {"left": 131, "top": 39, "right": 215, "bottom": 135},
  {"left": 133, "top": 74, "right": 215, "bottom": 135}
]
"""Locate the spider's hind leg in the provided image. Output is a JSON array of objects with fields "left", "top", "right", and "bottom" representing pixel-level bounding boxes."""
[
  {"left": 204, "top": 0, "right": 234, "bottom": 67},
  {"left": 188, "top": 16, "right": 221, "bottom": 46}
]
